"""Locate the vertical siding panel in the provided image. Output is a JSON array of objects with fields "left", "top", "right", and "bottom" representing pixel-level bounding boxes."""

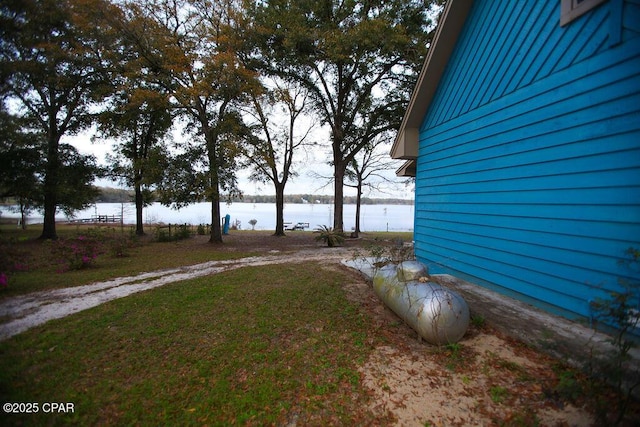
[
  {"left": 533, "top": 7, "right": 605, "bottom": 81},
  {"left": 551, "top": 11, "right": 609, "bottom": 74},
  {"left": 414, "top": 0, "right": 640, "bottom": 321},
  {"left": 483, "top": 5, "right": 530, "bottom": 103},
  {"left": 427, "top": 0, "right": 492, "bottom": 127},
  {"left": 565, "top": 8, "right": 610, "bottom": 65},
  {"left": 497, "top": 3, "right": 548, "bottom": 100},
  {"left": 466, "top": 5, "right": 514, "bottom": 112},
  {"left": 436, "top": 0, "right": 493, "bottom": 125},
  {"left": 505, "top": 3, "right": 557, "bottom": 93}
]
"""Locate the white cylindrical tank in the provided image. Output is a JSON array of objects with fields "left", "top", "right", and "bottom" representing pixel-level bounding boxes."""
[{"left": 373, "top": 261, "right": 469, "bottom": 345}]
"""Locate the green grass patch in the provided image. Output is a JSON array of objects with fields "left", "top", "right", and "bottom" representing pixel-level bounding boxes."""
[
  {"left": 489, "top": 385, "right": 508, "bottom": 404},
  {"left": 0, "top": 262, "right": 386, "bottom": 425},
  {"left": 359, "top": 231, "right": 413, "bottom": 243}
]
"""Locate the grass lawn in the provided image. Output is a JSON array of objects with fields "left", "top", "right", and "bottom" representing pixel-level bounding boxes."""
[
  {"left": 5, "top": 225, "right": 636, "bottom": 425},
  {"left": 0, "top": 262, "right": 392, "bottom": 426},
  {"left": 0, "top": 225, "right": 412, "bottom": 424}
]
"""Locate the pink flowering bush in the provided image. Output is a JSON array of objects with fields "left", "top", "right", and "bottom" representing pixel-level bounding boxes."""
[
  {"left": 52, "top": 235, "right": 104, "bottom": 272},
  {"left": 0, "top": 242, "right": 31, "bottom": 289}
]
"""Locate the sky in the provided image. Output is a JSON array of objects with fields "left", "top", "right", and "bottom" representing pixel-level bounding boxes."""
[{"left": 65, "top": 125, "right": 415, "bottom": 200}]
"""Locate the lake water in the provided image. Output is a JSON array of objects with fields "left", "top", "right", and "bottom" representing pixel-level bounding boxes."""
[{"left": 2, "top": 202, "right": 415, "bottom": 232}]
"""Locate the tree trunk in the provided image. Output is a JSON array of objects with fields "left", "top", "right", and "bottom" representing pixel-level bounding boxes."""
[
  {"left": 39, "top": 131, "right": 59, "bottom": 240},
  {"left": 209, "top": 156, "right": 223, "bottom": 243},
  {"left": 134, "top": 180, "right": 144, "bottom": 236},
  {"left": 333, "top": 164, "right": 345, "bottom": 231},
  {"left": 354, "top": 180, "right": 362, "bottom": 238},
  {"left": 18, "top": 197, "right": 28, "bottom": 230},
  {"left": 210, "top": 197, "right": 223, "bottom": 243},
  {"left": 206, "top": 126, "right": 224, "bottom": 244},
  {"left": 274, "top": 184, "right": 286, "bottom": 236}
]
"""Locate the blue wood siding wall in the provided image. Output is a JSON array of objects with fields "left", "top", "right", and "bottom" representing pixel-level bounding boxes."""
[{"left": 414, "top": 0, "right": 640, "bottom": 320}]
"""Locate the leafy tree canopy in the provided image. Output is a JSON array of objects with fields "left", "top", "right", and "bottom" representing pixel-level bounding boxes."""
[
  {"left": 0, "top": 0, "right": 122, "bottom": 238},
  {"left": 248, "top": 0, "right": 441, "bottom": 229}
]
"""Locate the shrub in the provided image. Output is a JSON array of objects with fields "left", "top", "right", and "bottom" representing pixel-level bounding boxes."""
[
  {"left": 313, "top": 225, "right": 345, "bottom": 247},
  {"left": 0, "top": 241, "right": 31, "bottom": 288},
  {"left": 197, "top": 224, "right": 207, "bottom": 235},
  {"left": 351, "top": 241, "right": 414, "bottom": 273},
  {"left": 156, "top": 228, "right": 171, "bottom": 242},
  {"left": 51, "top": 235, "right": 103, "bottom": 272},
  {"left": 175, "top": 224, "right": 191, "bottom": 240},
  {"left": 108, "top": 231, "right": 137, "bottom": 257},
  {"left": 155, "top": 224, "right": 192, "bottom": 242},
  {"left": 588, "top": 247, "right": 640, "bottom": 425}
]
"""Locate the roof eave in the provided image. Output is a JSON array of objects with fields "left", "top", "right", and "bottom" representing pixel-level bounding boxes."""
[
  {"left": 396, "top": 160, "right": 417, "bottom": 177},
  {"left": 390, "top": 0, "right": 474, "bottom": 160}
]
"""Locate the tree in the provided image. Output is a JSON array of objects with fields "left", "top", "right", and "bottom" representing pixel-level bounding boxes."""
[
  {"left": 345, "top": 134, "right": 402, "bottom": 237},
  {"left": 96, "top": 98, "right": 171, "bottom": 236},
  {"left": 0, "top": 110, "right": 42, "bottom": 228},
  {"left": 243, "top": 79, "right": 316, "bottom": 236},
  {"left": 55, "top": 143, "right": 102, "bottom": 217},
  {"left": 123, "top": 0, "right": 260, "bottom": 243},
  {"left": 0, "top": 123, "right": 100, "bottom": 226},
  {"left": 249, "top": 0, "right": 441, "bottom": 231},
  {"left": 94, "top": 60, "right": 173, "bottom": 235},
  {"left": 0, "top": 0, "right": 120, "bottom": 239},
  {"left": 93, "top": 3, "right": 175, "bottom": 236}
]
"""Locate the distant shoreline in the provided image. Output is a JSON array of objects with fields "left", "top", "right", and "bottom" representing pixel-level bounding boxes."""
[
  {"left": 1, "top": 188, "right": 414, "bottom": 207},
  {"left": 94, "top": 187, "right": 414, "bottom": 205},
  {"left": 0, "top": 201, "right": 416, "bottom": 232}
]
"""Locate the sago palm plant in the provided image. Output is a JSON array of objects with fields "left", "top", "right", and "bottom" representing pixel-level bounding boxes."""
[{"left": 313, "top": 225, "right": 345, "bottom": 247}]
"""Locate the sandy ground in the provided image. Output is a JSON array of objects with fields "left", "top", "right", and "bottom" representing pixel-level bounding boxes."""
[
  {"left": 340, "top": 278, "right": 599, "bottom": 426},
  {"left": 357, "top": 341, "right": 593, "bottom": 426},
  {"left": 0, "top": 246, "right": 617, "bottom": 425}
]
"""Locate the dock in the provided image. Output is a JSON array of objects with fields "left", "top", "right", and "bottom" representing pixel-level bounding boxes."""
[{"left": 68, "top": 215, "right": 122, "bottom": 224}]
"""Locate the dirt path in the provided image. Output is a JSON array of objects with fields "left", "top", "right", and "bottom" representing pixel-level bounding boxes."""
[{"left": 0, "top": 249, "right": 350, "bottom": 341}]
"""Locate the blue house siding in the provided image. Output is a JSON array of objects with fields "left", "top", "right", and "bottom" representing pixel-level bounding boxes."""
[{"left": 414, "top": 0, "right": 640, "bottom": 320}]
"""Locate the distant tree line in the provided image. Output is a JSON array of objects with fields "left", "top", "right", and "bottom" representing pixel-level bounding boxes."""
[
  {"left": 94, "top": 187, "right": 413, "bottom": 206},
  {"left": 236, "top": 194, "right": 414, "bottom": 206}
]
